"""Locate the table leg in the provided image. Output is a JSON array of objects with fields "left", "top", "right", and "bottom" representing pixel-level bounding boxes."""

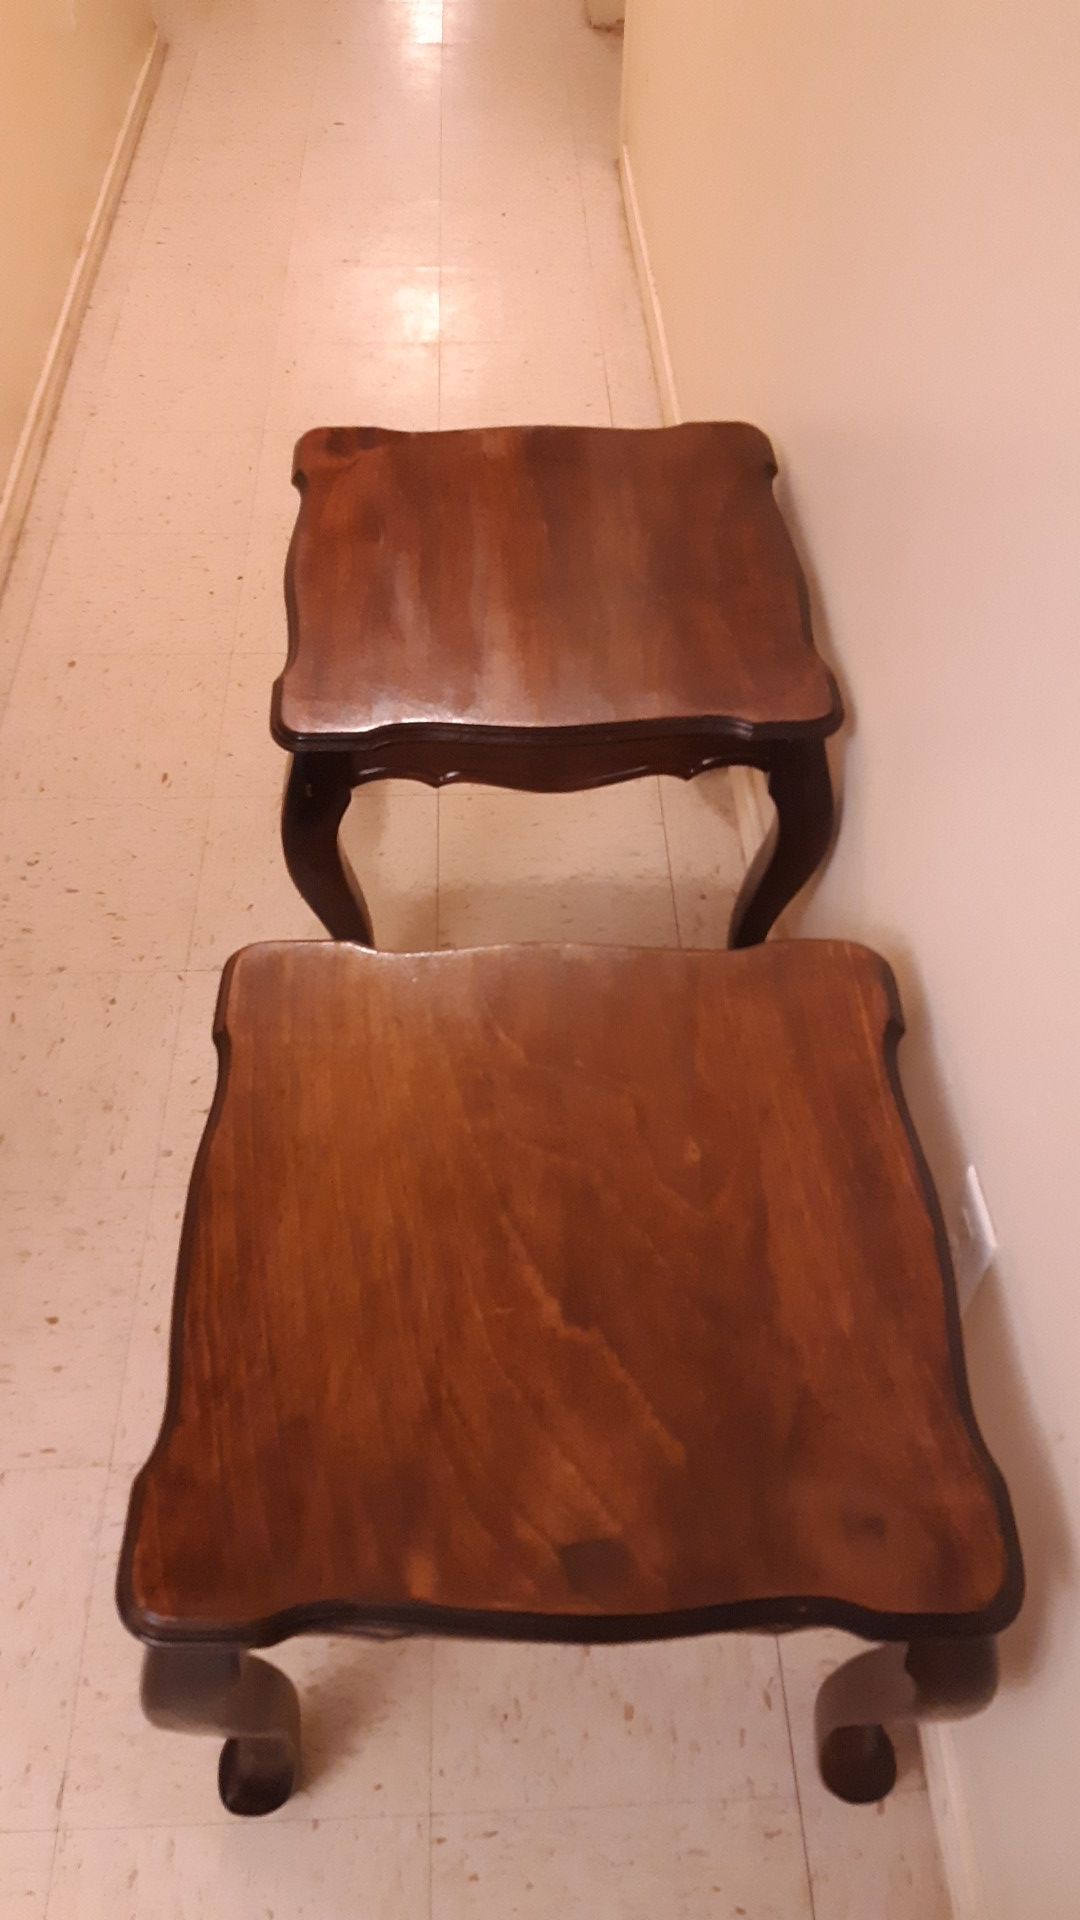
[
  {"left": 815, "top": 1636, "right": 998, "bottom": 1804},
  {"left": 727, "top": 741, "right": 834, "bottom": 948},
  {"left": 281, "top": 752, "right": 374, "bottom": 944},
  {"left": 141, "top": 1644, "right": 301, "bottom": 1816}
]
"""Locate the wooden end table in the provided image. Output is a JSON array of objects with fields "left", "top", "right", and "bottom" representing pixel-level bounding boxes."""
[
  {"left": 118, "top": 940, "right": 1021, "bottom": 1816},
  {"left": 273, "top": 423, "right": 843, "bottom": 947}
]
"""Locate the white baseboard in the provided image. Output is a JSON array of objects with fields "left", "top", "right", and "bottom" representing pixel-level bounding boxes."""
[
  {"left": 618, "top": 141, "right": 769, "bottom": 863},
  {"left": 0, "top": 32, "right": 164, "bottom": 591},
  {"left": 617, "top": 144, "right": 680, "bottom": 428},
  {"left": 920, "top": 1724, "right": 988, "bottom": 1920}
]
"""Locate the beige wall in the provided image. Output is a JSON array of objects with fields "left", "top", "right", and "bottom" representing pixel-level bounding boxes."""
[
  {"left": 623, "top": 3, "right": 1080, "bottom": 1913},
  {"left": 0, "top": 0, "right": 155, "bottom": 490}
]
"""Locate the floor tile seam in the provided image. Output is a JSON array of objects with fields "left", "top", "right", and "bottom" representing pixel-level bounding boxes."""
[
  {"left": 655, "top": 777, "right": 685, "bottom": 946},
  {"left": 426, "top": 1785, "right": 804, "bottom": 1821},
  {"left": 176, "top": 23, "right": 339, "bottom": 977},
  {"left": 52, "top": 1808, "right": 433, "bottom": 1837},
  {"left": 558, "top": 10, "right": 617, "bottom": 425},
  {"left": 776, "top": 1640, "right": 821, "bottom": 1920},
  {"left": 94, "top": 962, "right": 191, "bottom": 1476},
  {"left": 49, "top": 1468, "right": 114, "bottom": 1843},
  {"left": 50, "top": 1785, "right": 802, "bottom": 1838}
]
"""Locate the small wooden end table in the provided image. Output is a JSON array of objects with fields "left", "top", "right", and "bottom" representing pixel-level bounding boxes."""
[
  {"left": 119, "top": 940, "right": 1021, "bottom": 1816},
  {"left": 273, "top": 423, "right": 843, "bottom": 947}
]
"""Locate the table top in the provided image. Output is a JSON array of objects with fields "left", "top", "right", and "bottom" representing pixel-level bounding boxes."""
[
  {"left": 273, "top": 423, "right": 842, "bottom": 751},
  {"left": 120, "top": 941, "right": 1019, "bottom": 1648}
]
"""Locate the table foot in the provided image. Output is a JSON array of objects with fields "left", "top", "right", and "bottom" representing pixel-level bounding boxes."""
[
  {"left": 282, "top": 752, "right": 374, "bottom": 945},
  {"left": 815, "top": 1637, "right": 998, "bottom": 1805},
  {"left": 728, "top": 742, "right": 834, "bottom": 947},
  {"left": 141, "top": 1645, "right": 301, "bottom": 1817}
]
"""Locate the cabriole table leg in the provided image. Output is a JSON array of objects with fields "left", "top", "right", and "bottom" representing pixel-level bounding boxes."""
[
  {"left": 281, "top": 751, "right": 374, "bottom": 944},
  {"left": 815, "top": 1636, "right": 998, "bottom": 1805},
  {"left": 141, "top": 1644, "right": 301, "bottom": 1817},
  {"left": 728, "top": 741, "right": 834, "bottom": 948}
]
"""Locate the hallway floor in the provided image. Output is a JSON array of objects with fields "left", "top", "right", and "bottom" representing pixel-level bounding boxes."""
[{"left": 0, "top": 2, "right": 949, "bottom": 1914}]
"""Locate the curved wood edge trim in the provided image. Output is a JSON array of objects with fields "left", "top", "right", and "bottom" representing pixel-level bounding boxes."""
[
  {"left": 288, "top": 420, "right": 783, "bottom": 469},
  {"left": 115, "top": 942, "right": 1023, "bottom": 1654},
  {"left": 875, "top": 957, "right": 1025, "bottom": 1634},
  {"left": 269, "top": 693, "right": 844, "bottom": 807},
  {"left": 121, "top": 1587, "right": 1022, "bottom": 1657},
  {"left": 268, "top": 684, "right": 845, "bottom": 764},
  {"left": 116, "top": 953, "right": 242, "bottom": 1648}
]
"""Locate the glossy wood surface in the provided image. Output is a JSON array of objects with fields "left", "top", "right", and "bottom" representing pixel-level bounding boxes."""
[
  {"left": 273, "top": 423, "right": 842, "bottom": 751},
  {"left": 120, "top": 941, "right": 1019, "bottom": 1647}
]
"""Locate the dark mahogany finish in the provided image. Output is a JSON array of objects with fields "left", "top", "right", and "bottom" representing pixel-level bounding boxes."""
[
  {"left": 277, "top": 422, "right": 839, "bottom": 744},
  {"left": 272, "top": 423, "right": 843, "bottom": 946},
  {"left": 119, "top": 941, "right": 1020, "bottom": 1812}
]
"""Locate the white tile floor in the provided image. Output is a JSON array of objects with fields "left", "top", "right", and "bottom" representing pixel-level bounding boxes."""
[{"left": 0, "top": 1, "right": 950, "bottom": 1913}]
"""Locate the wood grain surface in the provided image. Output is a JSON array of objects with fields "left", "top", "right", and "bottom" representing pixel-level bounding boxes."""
[
  {"left": 120, "top": 941, "right": 1020, "bottom": 1646},
  {"left": 273, "top": 422, "right": 842, "bottom": 750}
]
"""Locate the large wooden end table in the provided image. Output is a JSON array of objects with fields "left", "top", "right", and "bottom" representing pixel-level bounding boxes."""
[
  {"left": 273, "top": 423, "right": 843, "bottom": 947},
  {"left": 118, "top": 940, "right": 1021, "bottom": 1817}
]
